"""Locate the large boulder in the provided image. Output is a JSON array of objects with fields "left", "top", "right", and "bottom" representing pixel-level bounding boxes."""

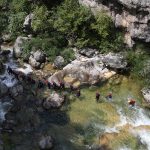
[
  {"left": 13, "top": 36, "right": 30, "bottom": 58},
  {"left": 9, "top": 84, "right": 23, "bottom": 98},
  {"left": 142, "top": 88, "right": 150, "bottom": 103},
  {"left": 49, "top": 54, "right": 117, "bottom": 86},
  {"left": 102, "top": 53, "right": 127, "bottom": 70},
  {"left": 0, "top": 82, "right": 8, "bottom": 97},
  {"left": 29, "top": 50, "right": 46, "bottom": 69},
  {"left": 43, "top": 92, "right": 64, "bottom": 109},
  {"left": 53, "top": 56, "right": 65, "bottom": 69},
  {"left": 23, "top": 13, "right": 34, "bottom": 33},
  {"left": 39, "top": 135, "right": 53, "bottom": 150},
  {"left": 79, "top": 0, "right": 150, "bottom": 47}
]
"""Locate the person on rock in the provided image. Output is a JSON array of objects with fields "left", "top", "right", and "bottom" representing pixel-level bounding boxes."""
[
  {"left": 128, "top": 99, "right": 136, "bottom": 107},
  {"left": 96, "top": 91, "right": 100, "bottom": 102}
]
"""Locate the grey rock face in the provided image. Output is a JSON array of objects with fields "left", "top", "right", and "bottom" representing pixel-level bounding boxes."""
[
  {"left": 102, "top": 53, "right": 127, "bottom": 69},
  {"left": 39, "top": 136, "right": 53, "bottom": 150},
  {"left": 43, "top": 92, "right": 64, "bottom": 109},
  {"left": 53, "top": 56, "right": 65, "bottom": 69},
  {"left": 142, "top": 88, "right": 150, "bottom": 103},
  {"left": 0, "top": 82, "right": 8, "bottom": 97},
  {"left": 13, "top": 36, "right": 30, "bottom": 58},
  {"left": 79, "top": 0, "right": 150, "bottom": 47}
]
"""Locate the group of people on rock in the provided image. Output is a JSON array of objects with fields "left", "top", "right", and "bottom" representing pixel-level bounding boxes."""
[{"left": 7, "top": 66, "right": 136, "bottom": 107}]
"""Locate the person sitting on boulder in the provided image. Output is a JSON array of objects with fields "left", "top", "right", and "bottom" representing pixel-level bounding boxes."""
[
  {"left": 76, "top": 89, "right": 81, "bottom": 98},
  {"left": 96, "top": 91, "right": 100, "bottom": 102},
  {"left": 128, "top": 99, "right": 136, "bottom": 107}
]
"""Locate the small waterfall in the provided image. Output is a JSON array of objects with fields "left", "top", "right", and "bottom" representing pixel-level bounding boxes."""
[{"left": 0, "top": 48, "right": 18, "bottom": 87}]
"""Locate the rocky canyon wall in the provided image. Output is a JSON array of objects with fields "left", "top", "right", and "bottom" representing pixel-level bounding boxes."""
[{"left": 79, "top": 0, "right": 150, "bottom": 47}]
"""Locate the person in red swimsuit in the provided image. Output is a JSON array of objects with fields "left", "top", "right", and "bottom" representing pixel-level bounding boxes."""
[{"left": 128, "top": 99, "right": 136, "bottom": 107}]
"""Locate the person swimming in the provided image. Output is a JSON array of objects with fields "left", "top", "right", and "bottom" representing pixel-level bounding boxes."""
[
  {"left": 128, "top": 98, "right": 136, "bottom": 107},
  {"left": 106, "top": 92, "right": 112, "bottom": 101}
]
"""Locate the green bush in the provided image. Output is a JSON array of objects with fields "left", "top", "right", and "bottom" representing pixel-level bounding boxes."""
[
  {"left": 32, "top": 5, "right": 51, "bottom": 33},
  {"left": 8, "top": 12, "right": 27, "bottom": 37}
]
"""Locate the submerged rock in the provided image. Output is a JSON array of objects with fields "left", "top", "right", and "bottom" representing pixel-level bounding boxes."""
[
  {"left": 142, "top": 88, "right": 150, "bottom": 103},
  {"left": 43, "top": 92, "right": 64, "bottom": 109},
  {"left": 39, "top": 135, "right": 53, "bottom": 150}
]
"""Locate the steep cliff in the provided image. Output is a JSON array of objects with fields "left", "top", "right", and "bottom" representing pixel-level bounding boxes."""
[{"left": 79, "top": 0, "right": 150, "bottom": 47}]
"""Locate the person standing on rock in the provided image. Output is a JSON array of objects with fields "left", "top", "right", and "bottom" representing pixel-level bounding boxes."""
[
  {"left": 47, "top": 82, "right": 51, "bottom": 89},
  {"left": 96, "top": 91, "right": 100, "bottom": 102}
]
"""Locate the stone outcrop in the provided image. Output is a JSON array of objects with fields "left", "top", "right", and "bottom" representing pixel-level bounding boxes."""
[
  {"left": 142, "top": 88, "right": 150, "bottom": 103},
  {"left": 48, "top": 52, "right": 127, "bottom": 86},
  {"left": 13, "top": 36, "right": 30, "bottom": 58},
  {"left": 79, "top": 0, "right": 150, "bottom": 47}
]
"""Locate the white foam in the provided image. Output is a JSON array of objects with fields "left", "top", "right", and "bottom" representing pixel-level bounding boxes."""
[{"left": 15, "top": 63, "right": 33, "bottom": 75}]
